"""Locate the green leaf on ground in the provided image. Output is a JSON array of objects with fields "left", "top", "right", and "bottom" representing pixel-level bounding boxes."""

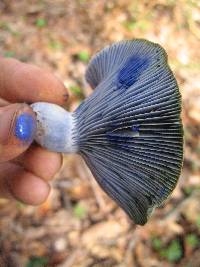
[
  {"left": 186, "top": 234, "right": 199, "bottom": 248},
  {"left": 4, "top": 51, "right": 15, "bottom": 57},
  {"left": 69, "top": 85, "right": 85, "bottom": 99},
  {"left": 26, "top": 256, "right": 48, "bottom": 267},
  {"left": 160, "top": 239, "right": 183, "bottom": 262},
  {"left": 196, "top": 215, "right": 200, "bottom": 228},
  {"left": 152, "top": 237, "right": 163, "bottom": 250},
  {"left": 48, "top": 40, "right": 63, "bottom": 50},
  {"left": 73, "top": 203, "right": 87, "bottom": 219},
  {"left": 183, "top": 186, "right": 194, "bottom": 196},
  {"left": 0, "top": 21, "right": 11, "bottom": 31},
  {"left": 77, "top": 51, "right": 90, "bottom": 63},
  {"left": 35, "top": 18, "right": 47, "bottom": 28},
  {"left": 123, "top": 20, "right": 149, "bottom": 31}
]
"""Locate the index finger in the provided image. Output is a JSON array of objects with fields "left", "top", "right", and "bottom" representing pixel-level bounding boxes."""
[{"left": 0, "top": 57, "right": 68, "bottom": 105}]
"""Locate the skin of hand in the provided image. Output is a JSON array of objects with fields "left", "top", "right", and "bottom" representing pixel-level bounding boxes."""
[{"left": 0, "top": 57, "right": 69, "bottom": 205}]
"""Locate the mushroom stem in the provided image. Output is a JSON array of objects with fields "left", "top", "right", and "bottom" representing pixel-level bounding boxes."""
[{"left": 31, "top": 102, "right": 78, "bottom": 153}]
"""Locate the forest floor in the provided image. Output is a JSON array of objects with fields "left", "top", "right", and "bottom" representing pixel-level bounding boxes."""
[{"left": 0, "top": 1, "right": 200, "bottom": 266}]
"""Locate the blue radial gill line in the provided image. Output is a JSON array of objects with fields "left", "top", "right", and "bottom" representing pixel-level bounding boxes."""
[{"left": 31, "top": 39, "right": 183, "bottom": 225}]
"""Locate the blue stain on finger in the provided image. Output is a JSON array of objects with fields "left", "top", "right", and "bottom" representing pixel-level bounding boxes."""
[{"left": 15, "top": 113, "right": 36, "bottom": 142}]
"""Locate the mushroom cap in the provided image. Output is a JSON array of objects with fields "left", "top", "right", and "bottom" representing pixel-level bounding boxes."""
[
  {"left": 32, "top": 39, "right": 183, "bottom": 225},
  {"left": 76, "top": 39, "right": 183, "bottom": 225}
]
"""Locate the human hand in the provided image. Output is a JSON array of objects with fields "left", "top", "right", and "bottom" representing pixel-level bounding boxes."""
[{"left": 0, "top": 57, "right": 68, "bottom": 205}]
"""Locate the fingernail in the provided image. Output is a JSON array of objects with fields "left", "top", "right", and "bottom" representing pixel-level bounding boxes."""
[{"left": 15, "top": 113, "right": 36, "bottom": 142}]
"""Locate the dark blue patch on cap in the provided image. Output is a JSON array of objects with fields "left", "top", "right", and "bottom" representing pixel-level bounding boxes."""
[{"left": 116, "top": 55, "right": 150, "bottom": 90}]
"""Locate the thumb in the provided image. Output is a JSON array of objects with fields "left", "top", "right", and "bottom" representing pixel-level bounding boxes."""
[{"left": 0, "top": 103, "right": 36, "bottom": 162}]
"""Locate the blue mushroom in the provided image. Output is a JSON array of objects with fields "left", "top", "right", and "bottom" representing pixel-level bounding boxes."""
[{"left": 31, "top": 39, "right": 183, "bottom": 225}]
